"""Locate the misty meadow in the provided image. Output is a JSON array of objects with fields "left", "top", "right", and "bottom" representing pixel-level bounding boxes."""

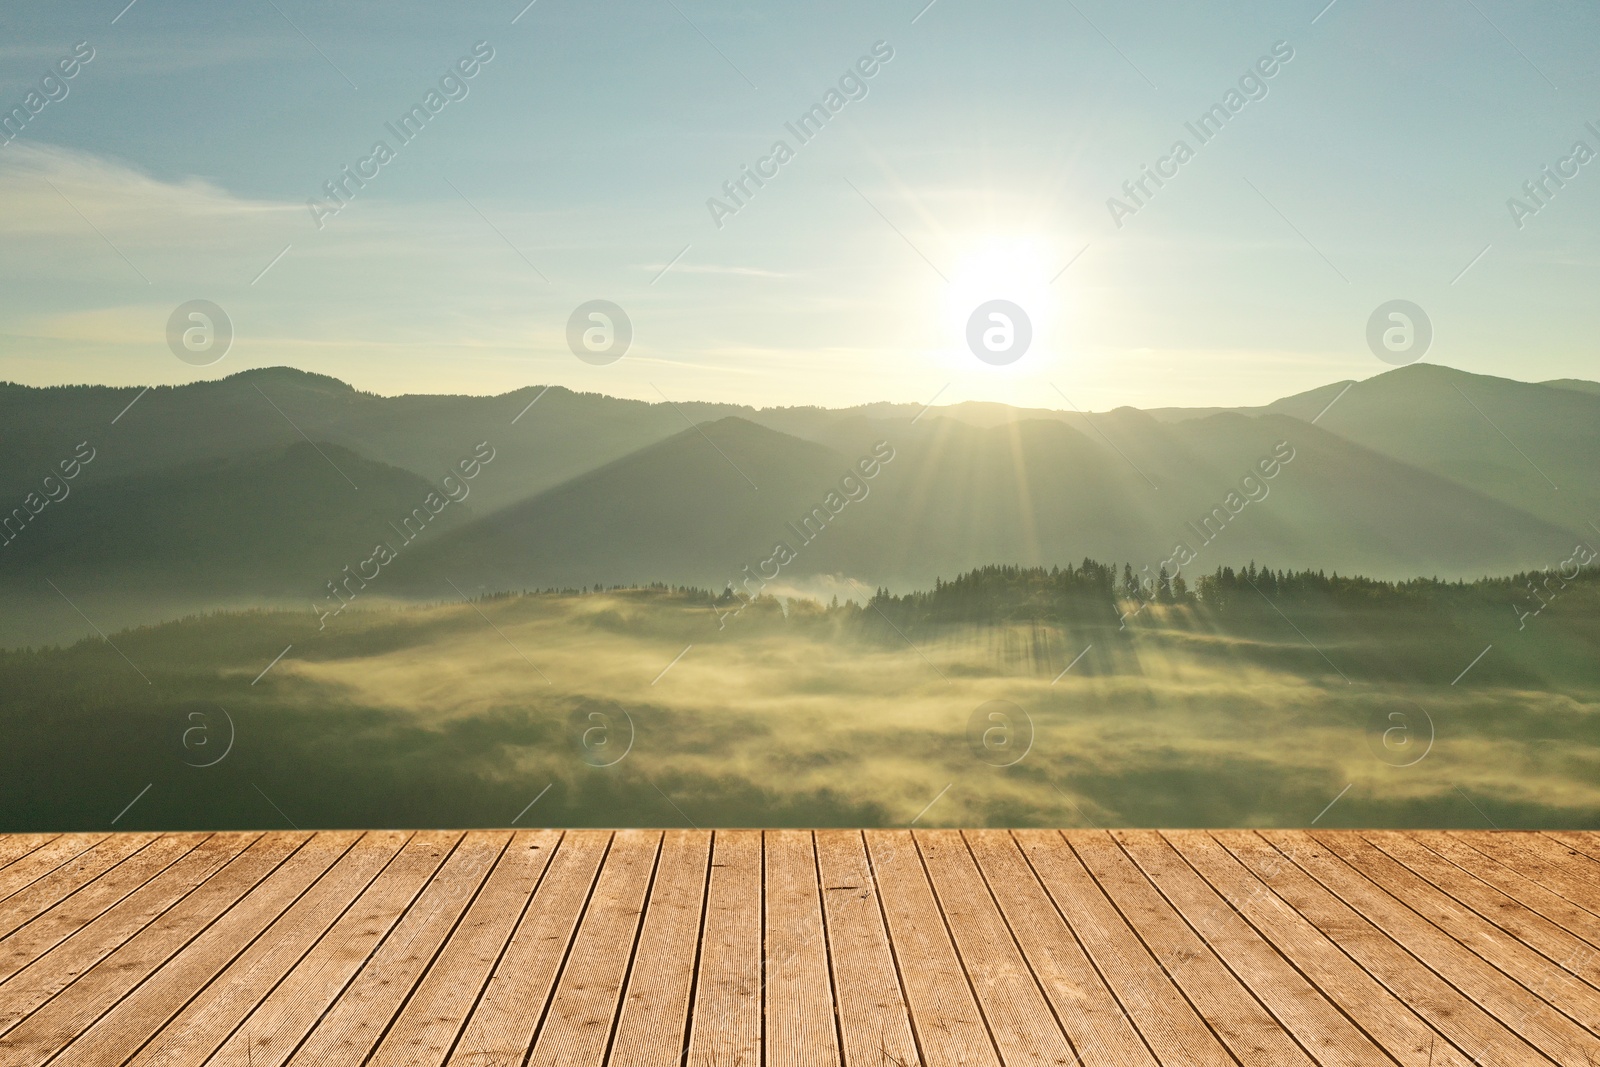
[{"left": 3, "top": 561, "right": 1597, "bottom": 833}]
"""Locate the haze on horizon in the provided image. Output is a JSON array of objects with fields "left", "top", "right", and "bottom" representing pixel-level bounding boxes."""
[{"left": 1, "top": 0, "right": 1597, "bottom": 412}]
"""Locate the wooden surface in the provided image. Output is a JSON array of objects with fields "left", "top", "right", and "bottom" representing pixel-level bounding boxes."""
[{"left": 1, "top": 831, "right": 1599, "bottom": 1064}]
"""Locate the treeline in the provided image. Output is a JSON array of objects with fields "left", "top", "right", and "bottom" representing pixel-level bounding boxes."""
[
  {"left": 845, "top": 558, "right": 1600, "bottom": 627},
  {"left": 485, "top": 559, "right": 1600, "bottom": 627},
  {"left": 1190, "top": 561, "right": 1600, "bottom": 615},
  {"left": 852, "top": 561, "right": 1121, "bottom": 626}
]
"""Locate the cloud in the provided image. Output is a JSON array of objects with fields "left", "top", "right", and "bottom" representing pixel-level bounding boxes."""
[{"left": 0, "top": 142, "right": 294, "bottom": 238}]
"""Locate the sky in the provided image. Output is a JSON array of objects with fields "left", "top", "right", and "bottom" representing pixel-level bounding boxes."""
[{"left": 0, "top": 0, "right": 1597, "bottom": 411}]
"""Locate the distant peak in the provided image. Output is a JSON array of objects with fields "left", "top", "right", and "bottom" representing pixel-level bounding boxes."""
[
  {"left": 219, "top": 367, "right": 357, "bottom": 392},
  {"left": 1097, "top": 405, "right": 1161, "bottom": 427},
  {"left": 691, "top": 414, "right": 776, "bottom": 437},
  {"left": 1538, "top": 378, "right": 1600, "bottom": 396},
  {"left": 1369, "top": 362, "right": 1499, "bottom": 385}
]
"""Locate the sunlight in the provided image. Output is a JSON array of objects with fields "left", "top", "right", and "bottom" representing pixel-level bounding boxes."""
[{"left": 941, "top": 235, "right": 1059, "bottom": 366}]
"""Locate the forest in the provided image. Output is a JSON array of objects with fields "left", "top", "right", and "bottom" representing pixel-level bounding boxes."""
[{"left": 2, "top": 556, "right": 1595, "bottom": 833}]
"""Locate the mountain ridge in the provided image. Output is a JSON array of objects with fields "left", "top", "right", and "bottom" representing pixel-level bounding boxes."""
[{"left": 3, "top": 362, "right": 1595, "bottom": 646}]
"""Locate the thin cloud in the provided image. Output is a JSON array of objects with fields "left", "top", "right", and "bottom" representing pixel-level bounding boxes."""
[{"left": 0, "top": 143, "right": 294, "bottom": 237}]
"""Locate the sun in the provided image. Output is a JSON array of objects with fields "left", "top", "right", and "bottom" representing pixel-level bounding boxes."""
[{"left": 941, "top": 235, "right": 1058, "bottom": 365}]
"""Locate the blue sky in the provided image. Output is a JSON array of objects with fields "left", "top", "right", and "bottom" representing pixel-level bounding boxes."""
[{"left": 0, "top": 0, "right": 1596, "bottom": 410}]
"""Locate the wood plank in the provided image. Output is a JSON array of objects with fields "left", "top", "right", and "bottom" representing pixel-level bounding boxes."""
[
  {"left": 4, "top": 828, "right": 1600, "bottom": 1065},
  {"left": 813, "top": 830, "right": 920, "bottom": 1067},
  {"left": 294, "top": 831, "right": 512, "bottom": 1064},
  {"left": 0, "top": 836, "right": 57, "bottom": 874},
  {"left": 607, "top": 829, "right": 709, "bottom": 1067},
  {"left": 0, "top": 832, "right": 249, "bottom": 1017},
  {"left": 1410, "top": 831, "right": 1600, "bottom": 954},
  {"left": 1255, "top": 830, "right": 1588, "bottom": 1065},
  {"left": 0, "top": 835, "right": 105, "bottom": 906},
  {"left": 368, "top": 829, "right": 561, "bottom": 1067},
  {"left": 1318, "top": 831, "right": 1600, "bottom": 1034},
  {"left": 864, "top": 828, "right": 1000, "bottom": 1067},
  {"left": 763, "top": 830, "right": 840, "bottom": 1067},
  {"left": 1367, "top": 831, "right": 1600, "bottom": 990},
  {"left": 1166, "top": 831, "right": 1477, "bottom": 1067},
  {"left": 1014, "top": 830, "right": 1231, "bottom": 1067},
  {"left": 2, "top": 831, "right": 332, "bottom": 1066},
  {"left": 0, "top": 833, "right": 209, "bottom": 986},
  {"left": 916, "top": 830, "right": 1078, "bottom": 1067},
  {"left": 1541, "top": 830, "right": 1600, "bottom": 871},
  {"left": 528, "top": 830, "right": 661, "bottom": 1067},
  {"left": 445, "top": 830, "right": 611, "bottom": 1066},
  {"left": 1214, "top": 830, "right": 1545, "bottom": 1067},
  {"left": 1069, "top": 831, "right": 1314, "bottom": 1066},
  {"left": 686, "top": 829, "right": 763, "bottom": 1067},
  {"left": 0, "top": 834, "right": 156, "bottom": 938},
  {"left": 1454, "top": 832, "right": 1600, "bottom": 922},
  {"left": 964, "top": 832, "right": 1155, "bottom": 1066},
  {"left": 99, "top": 831, "right": 400, "bottom": 1067},
  {"left": 1318, "top": 831, "right": 1600, "bottom": 1043},
  {"left": 201, "top": 829, "right": 461, "bottom": 1067},
  {"left": 1114, "top": 830, "right": 1387, "bottom": 1066}
]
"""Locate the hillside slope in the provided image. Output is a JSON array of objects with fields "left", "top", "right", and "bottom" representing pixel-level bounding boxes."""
[{"left": 2, "top": 363, "right": 1592, "bottom": 645}]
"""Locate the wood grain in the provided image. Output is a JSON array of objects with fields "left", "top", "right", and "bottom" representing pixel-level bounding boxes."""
[
  {"left": 369, "top": 829, "right": 561, "bottom": 1067},
  {"left": 608, "top": 829, "right": 710, "bottom": 1067},
  {"left": 528, "top": 829, "right": 660, "bottom": 1067},
  {"left": 764, "top": 830, "right": 841, "bottom": 1067},
  {"left": 814, "top": 830, "right": 920, "bottom": 1067},
  {"left": 686, "top": 830, "right": 763, "bottom": 1067},
  {"left": 1016, "top": 830, "right": 1233, "bottom": 1067},
  {"left": 1167, "top": 830, "right": 1474, "bottom": 1067},
  {"left": 0, "top": 829, "right": 1595, "bottom": 1066},
  {"left": 445, "top": 829, "right": 611, "bottom": 1066},
  {"left": 866, "top": 828, "right": 999, "bottom": 1067}
]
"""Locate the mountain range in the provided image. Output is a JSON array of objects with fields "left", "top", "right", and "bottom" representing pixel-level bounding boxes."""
[{"left": 1, "top": 363, "right": 1594, "bottom": 646}]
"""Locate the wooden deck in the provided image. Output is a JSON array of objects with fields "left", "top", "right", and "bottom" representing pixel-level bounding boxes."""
[{"left": 1, "top": 832, "right": 1599, "bottom": 1065}]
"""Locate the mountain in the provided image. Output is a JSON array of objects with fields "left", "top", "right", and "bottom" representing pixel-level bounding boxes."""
[
  {"left": 1272, "top": 364, "right": 1599, "bottom": 532},
  {"left": 1142, "top": 380, "right": 1356, "bottom": 425},
  {"left": 394, "top": 403, "right": 1575, "bottom": 597},
  {"left": 394, "top": 417, "right": 853, "bottom": 594},
  {"left": 2, "top": 363, "right": 1595, "bottom": 645},
  {"left": 1, "top": 441, "right": 473, "bottom": 593},
  {"left": 0, "top": 369, "right": 696, "bottom": 516},
  {"left": 1542, "top": 379, "right": 1600, "bottom": 397},
  {"left": 1145, "top": 365, "right": 1600, "bottom": 535}
]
